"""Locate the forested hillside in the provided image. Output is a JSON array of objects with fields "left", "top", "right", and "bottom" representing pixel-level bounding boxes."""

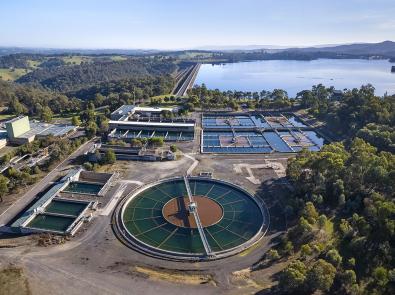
[
  {"left": 16, "top": 58, "right": 177, "bottom": 92},
  {"left": 0, "top": 80, "right": 81, "bottom": 119},
  {"left": 262, "top": 85, "right": 395, "bottom": 294},
  {"left": 0, "top": 54, "right": 44, "bottom": 68},
  {"left": 0, "top": 73, "right": 175, "bottom": 118},
  {"left": 71, "top": 76, "right": 174, "bottom": 102},
  {"left": 298, "top": 84, "right": 395, "bottom": 152}
]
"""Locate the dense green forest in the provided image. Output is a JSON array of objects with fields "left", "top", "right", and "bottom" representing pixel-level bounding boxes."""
[
  {"left": 259, "top": 85, "right": 395, "bottom": 294},
  {"left": 274, "top": 138, "right": 395, "bottom": 294},
  {"left": 0, "top": 54, "right": 177, "bottom": 119},
  {"left": 71, "top": 75, "right": 174, "bottom": 103},
  {"left": 0, "top": 54, "right": 44, "bottom": 68},
  {"left": 0, "top": 74, "right": 174, "bottom": 120},
  {"left": 187, "top": 84, "right": 293, "bottom": 110},
  {"left": 16, "top": 57, "right": 177, "bottom": 92},
  {"left": 0, "top": 80, "right": 81, "bottom": 120},
  {"left": 298, "top": 84, "right": 395, "bottom": 152}
]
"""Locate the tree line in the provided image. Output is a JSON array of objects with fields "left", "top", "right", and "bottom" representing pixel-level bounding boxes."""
[{"left": 187, "top": 84, "right": 293, "bottom": 110}]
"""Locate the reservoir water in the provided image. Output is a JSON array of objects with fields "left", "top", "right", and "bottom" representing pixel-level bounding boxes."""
[{"left": 194, "top": 59, "right": 395, "bottom": 97}]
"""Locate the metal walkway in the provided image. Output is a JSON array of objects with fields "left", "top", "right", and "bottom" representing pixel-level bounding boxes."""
[
  {"left": 225, "top": 119, "right": 238, "bottom": 144},
  {"left": 183, "top": 176, "right": 214, "bottom": 257}
]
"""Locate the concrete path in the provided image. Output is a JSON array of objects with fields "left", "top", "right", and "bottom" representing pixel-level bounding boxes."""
[
  {"left": 184, "top": 153, "right": 199, "bottom": 175},
  {"left": 100, "top": 183, "right": 128, "bottom": 216}
]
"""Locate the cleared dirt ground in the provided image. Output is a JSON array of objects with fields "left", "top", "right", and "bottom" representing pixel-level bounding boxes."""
[{"left": 0, "top": 150, "right": 290, "bottom": 295}]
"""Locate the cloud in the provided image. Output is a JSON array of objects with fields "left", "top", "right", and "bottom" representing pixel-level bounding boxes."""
[{"left": 377, "top": 20, "right": 395, "bottom": 30}]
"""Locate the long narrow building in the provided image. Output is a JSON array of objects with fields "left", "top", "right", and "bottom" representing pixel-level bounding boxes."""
[{"left": 108, "top": 105, "right": 195, "bottom": 142}]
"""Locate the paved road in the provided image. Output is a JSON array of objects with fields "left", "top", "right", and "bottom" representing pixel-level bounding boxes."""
[
  {"left": 0, "top": 139, "right": 97, "bottom": 226},
  {"left": 173, "top": 64, "right": 201, "bottom": 96}
]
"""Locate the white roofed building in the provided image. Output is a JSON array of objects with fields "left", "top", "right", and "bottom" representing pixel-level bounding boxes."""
[{"left": 108, "top": 105, "right": 194, "bottom": 142}]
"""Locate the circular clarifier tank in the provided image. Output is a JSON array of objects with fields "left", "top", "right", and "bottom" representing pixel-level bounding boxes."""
[{"left": 116, "top": 177, "right": 268, "bottom": 260}]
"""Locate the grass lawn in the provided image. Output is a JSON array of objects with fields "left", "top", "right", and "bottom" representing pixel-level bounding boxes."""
[
  {"left": 62, "top": 55, "right": 93, "bottom": 65},
  {"left": 53, "top": 112, "right": 78, "bottom": 120},
  {"left": 150, "top": 94, "right": 173, "bottom": 100},
  {"left": 177, "top": 52, "right": 214, "bottom": 59},
  {"left": 27, "top": 59, "right": 41, "bottom": 68},
  {"left": 0, "top": 113, "right": 14, "bottom": 120},
  {"left": 110, "top": 55, "right": 128, "bottom": 61},
  {"left": 0, "top": 68, "right": 29, "bottom": 81}
]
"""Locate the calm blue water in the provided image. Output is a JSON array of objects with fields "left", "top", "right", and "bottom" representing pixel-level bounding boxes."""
[{"left": 195, "top": 59, "right": 395, "bottom": 97}]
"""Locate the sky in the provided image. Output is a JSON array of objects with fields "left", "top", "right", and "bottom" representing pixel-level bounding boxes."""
[{"left": 1, "top": 0, "right": 395, "bottom": 49}]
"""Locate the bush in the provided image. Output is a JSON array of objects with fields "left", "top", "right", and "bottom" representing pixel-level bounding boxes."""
[
  {"left": 148, "top": 137, "right": 164, "bottom": 147},
  {"left": 130, "top": 138, "right": 143, "bottom": 147},
  {"left": 267, "top": 249, "right": 280, "bottom": 261},
  {"left": 318, "top": 214, "right": 328, "bottom": 229},
  {"left": 279, "top": 260, "right": 307, "bottom": 292},
  {"left": 301, "top": 244, "right": 312, "bottom": 257},
  {"left": 170, "top": 144, "right": 177, "bottom": 152},
  {"left": 306, "top": 259, "right": 336, "bottom": 292},
  {"left": 325, "top": 249, "right": 342, "bottom": 267},
  {"left": 83, "top": 162, "right": 93, "bottom": 171},
  {"left": 103, "top": 149, "right": 116, "bottom": 164},
  {"left": 33, "top": 166, "right": 41, "bottom": 174},
  {"left": 283, "top": 241, "right": 294, "bottom": 256},
  {"left": 373, "top": 267, "right": 389, "bottom": 287}
]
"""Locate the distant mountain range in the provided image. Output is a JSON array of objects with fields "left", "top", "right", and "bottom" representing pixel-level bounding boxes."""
[
  {"left": 1, "top": 41, "right": 395, "bottom": 59},
  {"left": 0, "top": 47, "right": 159, "bottom": 56},
  {"left": 291, "top": 41, "right": 395, "bottom": 56},
  {"left": 194, "top": 45, "right": 292, "bottom": 51},
  {"left": 198, "top": 41, "right": 395, "bottom": 55}
]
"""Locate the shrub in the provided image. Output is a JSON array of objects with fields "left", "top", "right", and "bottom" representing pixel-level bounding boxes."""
[
  {"left": 170, "top": 144, "right": 177, "bottom": 152},
  {"left": 83, "top": 162, "right": 93, "bottom": 171}
]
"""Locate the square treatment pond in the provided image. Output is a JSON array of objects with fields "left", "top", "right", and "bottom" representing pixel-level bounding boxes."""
[
  {"left": 27, "top": 214, "right": 76, "bottom": 233},
  {"left": 63, "top": 182, "right": 103, "bottom": 195},
  {"left": 45, "top": 199, "right": 89, "bottom": 217}
]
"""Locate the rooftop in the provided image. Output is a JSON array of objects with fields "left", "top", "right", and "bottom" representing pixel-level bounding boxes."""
[
  {"left": 17, "top": 122, "right": 76, "bottom": 139},
  {"left": 111, "top": 105, "right": 178, "bottom": 121},
  {"left": 134, "top": 106, "right": 176, "bottom": 113},
  {"left": 109, "top": 120, "right": 195, "bottom": 128},
  {"left": 5, "top": 115, "right": 27, "bottom": 124},
  {"left": 111, "top": 105, "right": 135, "bottom": 117}
]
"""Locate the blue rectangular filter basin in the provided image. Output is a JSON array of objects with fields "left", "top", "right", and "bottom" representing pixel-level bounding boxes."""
[
  {"left": 286, "top": 116, "right": 307, "bottom": 127},
  {"left": 202, "top": 131, "right": 273, "bottom": 153},
  {"left": 202, "top": 115, "right": 269, "bottom": 129},
  {"left": 262, "top": 132, "right": 293, "bottom": 152},
  {"left": 304, "top": 131, "right": 325, "bottom": 151},
  {"left": 201, "top": 113, "right": 324, "bottom": 153}
]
